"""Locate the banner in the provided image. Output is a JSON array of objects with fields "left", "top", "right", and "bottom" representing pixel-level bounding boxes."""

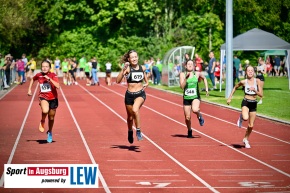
[{"left": 4, "top": 164, "right": 98, "bottom": 188}]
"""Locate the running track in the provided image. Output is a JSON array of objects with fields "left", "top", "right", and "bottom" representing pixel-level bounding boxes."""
[{"left": 0, "top": 78, "right": 289, "bottom": 193}]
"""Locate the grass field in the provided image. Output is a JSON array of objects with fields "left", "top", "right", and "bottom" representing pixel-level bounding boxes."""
[{"left": 152, "top": 76, "right": 290, "bottom": 123}]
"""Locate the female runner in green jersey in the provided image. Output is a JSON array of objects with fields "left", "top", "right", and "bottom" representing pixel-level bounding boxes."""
[{"left": 179, "top": 60, "right": 209, "bottom": 138}]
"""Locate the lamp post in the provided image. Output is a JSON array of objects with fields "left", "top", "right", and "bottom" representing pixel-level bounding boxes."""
[{"left": 225, "top": 0, "right": 233, "bottom": 98}]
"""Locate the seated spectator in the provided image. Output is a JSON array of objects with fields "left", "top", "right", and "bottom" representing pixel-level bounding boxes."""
[{"left": 266, "top": 60, "right": 272, "bottom": 76}]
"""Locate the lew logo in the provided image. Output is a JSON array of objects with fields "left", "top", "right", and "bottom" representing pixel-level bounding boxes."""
[
  {"left": 4, "top": 164, "right": 99, "bottom": 188},
  {"left": 70, "top": 166, "right": 98, "bottom": 185}
]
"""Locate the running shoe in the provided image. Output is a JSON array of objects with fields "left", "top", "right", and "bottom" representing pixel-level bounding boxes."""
[
  {"left": 257, "top": 100, "right": 262, "bottom": 105},
  {"left": 47, "top": 131, "right": 53, "bottom": 143},
  {"left": 136, "top": 129, "right": 143, "bottom": 141},
  {"left": 243, "top": 138, "right": 251, "bottom": 148},
  {"left": 39, "top": 121, "right": 45, "bottom": 132},
  {"left": 198, "top": 115, "right": 205, "bottom": 126},
  {"left": 237, "top": 116, "right": 243, "bottom": 128},
  {"left": 187, "top": 130, "right": 193, "bottom": 138},
  {"left": 128, "top": 130, "right": 134, "bottom": 144}
]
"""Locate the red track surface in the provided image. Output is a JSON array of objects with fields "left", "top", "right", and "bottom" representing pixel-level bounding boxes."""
[{"left": 0, "top": 78, "right": 289, "bottom": 193}]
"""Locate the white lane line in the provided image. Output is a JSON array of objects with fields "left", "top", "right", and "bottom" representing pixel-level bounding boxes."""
[
  {"left": 60, "top": 87, "right": 111, "bottom": 193},
  {"left": 146, "top": 92, "right": 290, "bottom": 145},
  {"left": 108, "top": 160, "right": 163, "bottom": 162},
  {"left": 219, "top": 180, "right": 284, "bottom": 182},
  {"left": 114, "top": 169, "right": 172, "bottom": 171},
  {"left": 79, "top": 84, "right": 219, "bottom": 193},
  {"left": 101, "top": 86, "right": 290, "bottom": 178},
  {"left": 84, "top": 186, "right": 290, "bottom": 189},
  {"left": 119, "top": 180, "right": 187, "bottom": 182},
  {"left": 189, "top": 160, "right": 244, "bottom": 162},
  {"left": 116, "top": 175, "right": 179, "bottom": 177},
  {"left": 211, "top": 175, "right": 273, "bottom": 176},
  {"left": 0, "top": 84, "right": 38, "bottom": 187},
  {"left": 203, "top": 169, "right": 262, "bottom": 171},
  {"left": 24, "top": 160, "right": 80, "bottom": 162}
]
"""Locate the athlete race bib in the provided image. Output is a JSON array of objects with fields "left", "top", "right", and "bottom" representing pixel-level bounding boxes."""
[
  {"left": 131, "top": 72, "right": 144, "bottom": 81},
  {"left": 185, "top": 88, "right": 197, "bottom": 96},
  {"left": 40, "top": 83, "right": 52, "bottom": 93}
]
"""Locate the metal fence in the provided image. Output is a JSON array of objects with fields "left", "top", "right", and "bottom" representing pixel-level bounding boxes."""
[
  {"left": 0, "top": 69, "right": 4, "bottom": 90},
  {"left": 0, "top": 66, "right": 17, "bottom": 90}
]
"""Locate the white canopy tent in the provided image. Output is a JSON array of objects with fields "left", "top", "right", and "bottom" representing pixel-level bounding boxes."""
[{"left": 220, "top": 28, "right": 290, "bottom": 92}]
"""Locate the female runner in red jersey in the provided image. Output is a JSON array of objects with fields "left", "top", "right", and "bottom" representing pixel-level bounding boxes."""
[{"left": 28, "top": 60, "right": 60, "bottom": 143}]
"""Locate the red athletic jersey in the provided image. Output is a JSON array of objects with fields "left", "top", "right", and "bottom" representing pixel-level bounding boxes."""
[
  {"left": 195, "top": 57, "right": 203, "bottom": 72},
  {"left": 214, "top": 65, "right": 221, "bottom": 77},
  {"left": 33, "top": 72, "right": 59, "bottom": 100}
]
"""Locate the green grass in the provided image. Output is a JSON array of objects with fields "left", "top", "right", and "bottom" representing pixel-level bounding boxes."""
[{"left": 151, "top": 76, "right": 290, "bottom": 122}]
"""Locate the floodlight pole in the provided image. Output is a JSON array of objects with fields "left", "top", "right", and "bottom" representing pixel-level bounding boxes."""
[{"left": 225, "top": 0, "right": 233, "bottom": 98}]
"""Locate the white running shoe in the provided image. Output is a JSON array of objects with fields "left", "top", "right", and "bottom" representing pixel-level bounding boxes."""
[
  {"left": 257, "top": 100, "right": 262, "bottom": 105},
  {"left": 243, "top": 138, "right": 251, "bottom": 148}
]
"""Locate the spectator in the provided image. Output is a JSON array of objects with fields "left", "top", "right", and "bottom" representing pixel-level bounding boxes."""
[
  {"left": 156, "top": 58, "right": 163, "bottom": 81},
  {"left": 22, "top": 54, "right": 28, "bottom": 82},
  {"left": 256, "top": 58, "right": 266, "bottom": 104},
  {"left": 79, "top": 56, "right": 87, "bottom": 79},
  {"left": 27, "top": 58, "right": 36, "bottom": 80},
  {"left": 152, "top": 62, "right": 160, "bottom": 85},
  {"left": 16, "top": 59, "right": 25, "bottom": 85},
  {"left": 84, "top": 58, "right": 92, "bottom": 86},
  {"left": 182, "top": 53, "right": 190, "bottom": 72},
  {"left": 194, "top": 53, "right": 203, "bottom": 72},
  {"left": 273, "top": 55, "right": 281, "bottom": 76},
  {"left": 266, "top": 60, "right": 272, "bottom": 76},
  {"left": 3, "top": 54, "right": 12, "bottom": 88},
  {"left": 214, "top": 60, "right": 221, "bottom": 84},
  {"left": 195, "top": 53, "right": 203, "bottom": 82},
  {"left": 208, "top": 51, "right": 216, "bottom": 90},
  {"left": 233, "top": 55, "right": 241, "bottom": 82},
  {"left": 280, "top": 56, "right": 286, "bottom": 76},
  {"left": 91, "top": 57, "right": 99, "bottom": 86},
  {"left": 54, "top": 57, "right": 61, "bottom": 76},
  {"left": 105, "top": 61, "right": 112, "bottom": 86}
]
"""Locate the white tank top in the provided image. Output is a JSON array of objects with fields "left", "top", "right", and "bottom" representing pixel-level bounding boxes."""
[{"left": 244, "top": 78, "right": 257, "bottom": 96}]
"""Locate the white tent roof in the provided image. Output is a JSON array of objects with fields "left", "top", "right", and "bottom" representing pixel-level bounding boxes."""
[{"left": 220, "top": 28, "right": 290, "bottom": 50}]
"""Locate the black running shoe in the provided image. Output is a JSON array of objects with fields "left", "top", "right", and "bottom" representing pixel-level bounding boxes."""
[
  {"left": 128, "top": 130, "right": 134, "bottom": 144},
  {"left": 187, "top": 130, "right": 193, "bottom": 138},
  {"left": 136, "top": 129, "right": 143, "bottom": 141}
]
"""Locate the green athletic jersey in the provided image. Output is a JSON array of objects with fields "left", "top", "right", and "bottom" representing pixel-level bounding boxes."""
[
  {"left": 84, "top": 62, "right": 91, "bottom": 72},
  {"left": 0, "top": 58, "right": 4, "bottom": 67},
  {"left": 62, "top": 61, "right": 69, "bottom": 72},
  {"left": 79, "top": 58, "right": 86, "bottom": 68},
  {"left": 183, "top": 72, "right": 200, "bottom": 100}
]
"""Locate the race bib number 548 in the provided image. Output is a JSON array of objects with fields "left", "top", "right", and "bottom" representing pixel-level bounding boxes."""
[
  {"left": 40, "top": 83, "right": 52, "bottom": 93},
  {"left": 185, "top": 88, "right": 196, "bottom": 96}
]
